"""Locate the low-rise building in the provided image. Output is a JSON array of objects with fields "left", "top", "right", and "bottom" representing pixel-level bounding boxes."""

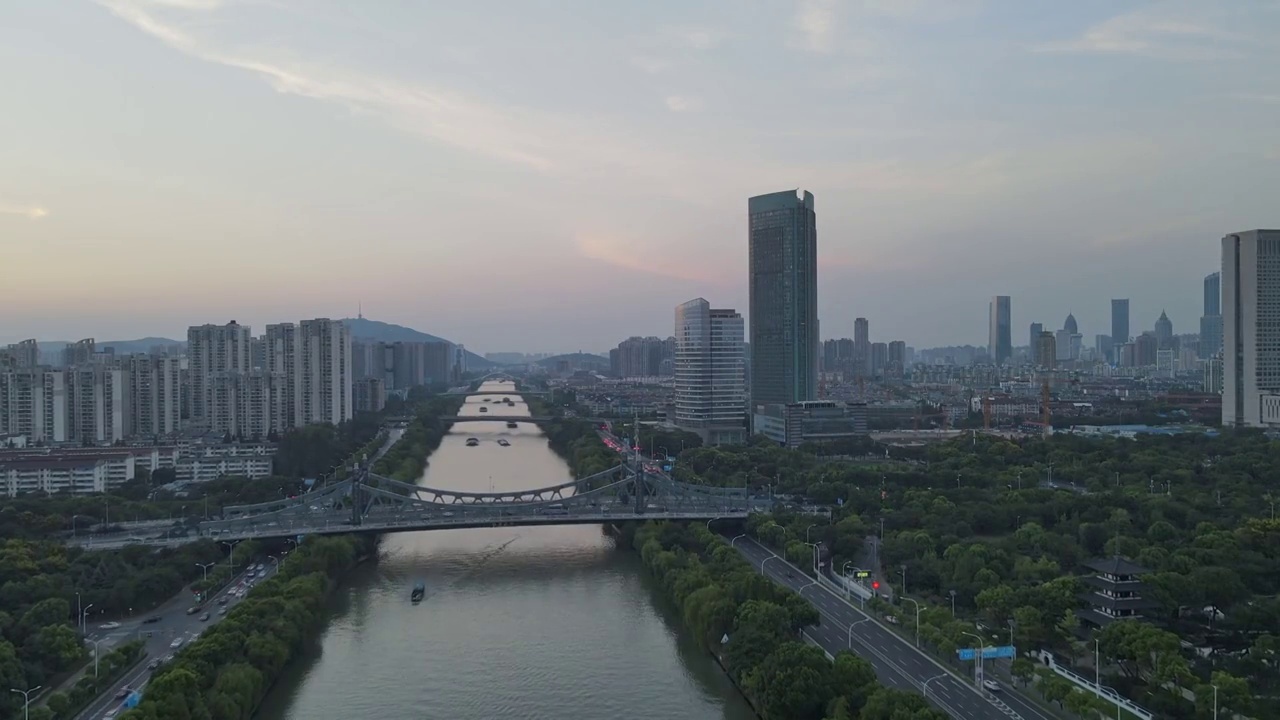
[
  {"left": 174, "top": 443, "right": 274, "bottom": 483},
  {"left": 0, "top": 446, "right": 179, "bottom": 496},
  {"left": 753, "top": 401, "right": 868, "bottom": 448}
]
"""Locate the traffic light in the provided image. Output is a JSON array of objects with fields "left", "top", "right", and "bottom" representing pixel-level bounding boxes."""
[{"left": 872, "top": 581, "right": 880, "bottom": 590}]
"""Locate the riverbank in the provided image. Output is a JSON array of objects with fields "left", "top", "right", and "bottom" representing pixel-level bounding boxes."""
[{"left": 632, "top": 522, "right": 948, "bottom": 720}]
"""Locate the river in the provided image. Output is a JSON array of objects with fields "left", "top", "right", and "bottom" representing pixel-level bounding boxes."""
[{"left": 256, "top": 380, "right": 757, "bottom": 720}]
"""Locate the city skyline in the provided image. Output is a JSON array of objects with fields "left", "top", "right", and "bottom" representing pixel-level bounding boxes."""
[{"left": 3, "top": 1, "right": 1277, "bottom": 350}]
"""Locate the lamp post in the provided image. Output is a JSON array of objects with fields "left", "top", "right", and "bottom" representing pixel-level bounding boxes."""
[
  {"left": 221, "top": 540, "right": 240, "bottom": 574},
  {"left": 196, "top": 561, "right": 216, "bottom": 583},
  {"left": 9, "top": 686, "right": 41, "bottom": 720},
  {"left": 805, "top": 523, "right": 818, "bottom": 544},
  {"left": 81, "top": 604, "right": 94, "bottom": 634},
  {"left": 847, "top": 618, "right": 869, "bottom": 648},
  {"left": 730, "top": 533, "right": 745, "bottom": 547},
  {"left": 962, "top": 631, "right": 985, "bottom": 688},
  {"left": 1212, "top": 683, "right": 1219, "bottom": 720},
  {"left": 761, "top": 555, "right": 780, "bottom": 575},
  {"left": 268, "top": 555, "right": 280, "bottom": 573},
  {"left": 803, "top": 541, "right": 819, "bottom": 574},
  {"left": 1095, "top": 638, "right": 1101, "bottom": 688},
  {"left": 88, "top": 637, "right": 110, "bottom": 677},
  {"left": 949, "top": 590, "right": 957, "bottom": 617},
  {"left": 923, "top": 673, "right": 947, "bottom": 697},
  {"left": 903, "top": 598, "right": 922, "bottom": 647},
  {"left": 75, "top": 592, "right": 82, "bottom": 631}
]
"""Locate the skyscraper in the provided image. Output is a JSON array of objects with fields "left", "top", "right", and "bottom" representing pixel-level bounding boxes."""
[
  {"left": 853, "top": 317, "right": 870, "bottom": 377},
  {"left": 1201, "top": 271, "right": 1223, "bottom": 359},
  {"left": 187, "top": 321, "right": 251, "bottom": 425},
  {"left": 748, "top": 190, "right": 818, "bottom": 407},
  {"left": 988, "top": 296, "right": 1011, "bottom": 365},
  {"left": 674, "top": 298, "right": 746, "bottom": 445},
  {"left": 1222, "top": 230, "right": 1280, "bottom": 427},
  {"left": 1154, "top": 310, "right": 1173, "bottom": 349},
  {"left": 1029, "top": 323, "right": 1043, "bottom": 353},
  {"left": 1111, "top": 299, "right": 1130, "bottom": 351}
]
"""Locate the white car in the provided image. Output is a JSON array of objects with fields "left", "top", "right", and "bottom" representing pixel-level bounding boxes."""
[
  {"left": 170, "top": 637, "right": 184, "bottom": 649},
  {"left": 983, "top": 680, "right": 1002, "bottom": 692},
  {"left": 99, "top": 621, "right": 121, "bottom": 630}
]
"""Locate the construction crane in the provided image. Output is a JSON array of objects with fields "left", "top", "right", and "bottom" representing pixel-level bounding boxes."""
[
  {"left": 982, "top": 395, "right": 993, "bottom": 430},
  {"left": 1041, "top": 379, "right": 1052, "bottom": 437}
]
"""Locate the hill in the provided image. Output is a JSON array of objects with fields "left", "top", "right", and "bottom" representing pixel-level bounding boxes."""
[{"left": 340, "top": 318, "right": 491, "bottom": 368}]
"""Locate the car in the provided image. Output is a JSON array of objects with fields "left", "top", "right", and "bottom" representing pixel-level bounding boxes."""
[
  {"left": 216, "top": 597, "right": 228, "bottom": 606},
  {"left": 170, "top": 637, "right": 184, "bottom": 649},
  {"left": 114, "top": 686, "right": 131, "bottom": 699},
  {"left": 147, "top": 659, "right": 161, "bottom": 670},
  {"left": 142, "top": 616, "right": 161, "bottom": 624},
  {"left": 163, "top": 654, "right": 175, "bottom": 663},
  {"left": 983, "top": 680, "right": 1002, "bottom": 692},
  {"left": 185, "top": 606, "right": 201, "bottom": 616},
  {"left": 199, "top": 612, "right": 210, "bottom": 622},
  {"left": 102, "top": 711, "right": 118, "bottom": 720},
  {"left": 885, "top": 615, "right": 900, "bottom": 625},
  {"left": 99, "top": 621, "right": 121, "bottom": 630},
  {"left": 218, "top": 607, "right": 227, "bottom": 616}
]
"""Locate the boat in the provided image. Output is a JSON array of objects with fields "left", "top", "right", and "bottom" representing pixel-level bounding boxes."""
[
  {"left": 497, "top": 439, "right": 510, "bottom": 447},
  {"left": 410, "top": 581, "right": 425, "bottom": 603},
  {"left": 479, "top": 406, "right": 488, "bottom": 413},
  {"left": 465, "top": 438, "right": 479, "bottom": 447},
  {"left": 501, "top": 397, "right": 509, "bottom": 402},
  {"left": 506, "top": 421, "right": 518, "bottom": 429}
]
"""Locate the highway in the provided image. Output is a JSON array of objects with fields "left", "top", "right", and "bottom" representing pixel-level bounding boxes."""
[
  {"left": 76, "top": 559, "right": 280, "bottom": 719},
  {"left": 731, "top": 536, "right": 1055, "bottom": 720}
]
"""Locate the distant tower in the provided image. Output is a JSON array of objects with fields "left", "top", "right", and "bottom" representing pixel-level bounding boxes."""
[
  {"left": 988, "top": 296, "right": 1011, "bottom": 365},
  {"left": 1154, "top": 310, "right": 1173, "bottom": 349},
  {"left": 1063, "top": 312, "right": 1078, "bottom": 335}
]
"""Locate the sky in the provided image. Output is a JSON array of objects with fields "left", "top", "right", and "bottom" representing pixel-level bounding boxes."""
[{"left": 2, "top": 0, "right": 1278, "bottom": 354}]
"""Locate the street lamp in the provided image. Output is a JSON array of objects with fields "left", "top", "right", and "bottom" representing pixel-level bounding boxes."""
[
  {"left": 196, "top": 561, "right": 216, "bottom": 583},
  {"left": 730, "top": 533, "right": 745, "bottom": 547},
  {"left": 805, "top": 523, "right": 818, "bottom": 544},
  {"left": 81, "top": 604, "right": 94, "bottom": 634},
  {"left": 962, "top": 631, "right": 985, "bottom": 688},
  {"left": 10, "top": 686, "right": 41, "bottom": 720},
  {"left": 221, "top": 540, "right": 240, "bottom": 574},
  {"left": 923, "top": 673, "right": 947, "bottom": 697},
  {"left": 268, "top": 555, "right": 280, "bottom": 573},
  {"left": 88, "top": 637, "right": 110, "bottom": 677},
  {"left": 803, "top": 541, "right": 820, "bottom": 574},
  {"left": 903, "top": 597, "right": 922, "bottom": 647},
  {"left": 761, "top": 555, "right": 780, "bottom": 575},
  {"left": 1212, "top": 683, "right": 1219, "bottom": 720},
  {"left": 847, "top": 618, "right": 868, "bottom": 648},
  {"left": 949, "top": 590, "right": 957, "bottom": 617}
]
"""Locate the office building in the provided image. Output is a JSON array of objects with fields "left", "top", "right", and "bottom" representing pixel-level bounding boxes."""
[
  {"left": 1029, "top": 323, "right": 1043, "bottom": 353},
  {"left": 673, "top": 299, "right": 746, "bottom": 445},
  {"left": 853, "top": 318, "right": 870, "bottom": 377},
  {"left": 1223, "top": 230, "right": 1280, "bottom": 427},
  {"left": 1201, "top": 271, "right": 1223, "bottom": 359},
  {"left": 1154, "top": 311, "right": 1173, "bottom": 349},
  {"left": 753, "top": 400, "right": 868, "bottom": 448},
  {"left": 748, "top": 190, "right": 818, "bottom": 407},
  {"left": 988, "top": 296, "right": 1012, "bottom": 365},
  {"left": 1035, "top": 331, "right": 1057, "bottom": 369},
  {"left": 1111, "top": 299, "right": 1130, "bottom": 355}
]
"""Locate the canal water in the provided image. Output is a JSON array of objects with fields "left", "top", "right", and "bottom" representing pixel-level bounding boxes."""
[{"left": 256, "top": 380, "right": 756, "bottom": 720}]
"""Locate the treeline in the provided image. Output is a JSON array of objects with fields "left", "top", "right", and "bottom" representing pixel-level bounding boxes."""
[
  {"left": 680, "top": 430, "right": 1276, "bottom": 717},
  {"left": 33, "top": 641, "right": 144, "bottom": 720},
  {"left": 0, "top": 538, "right": 225, "bottom": 719},
  {"left": 634, "top": 522, "right": 946, "bottom": 720},
  {"left": 373, "top": 396, "right": 461, "bottom": 481},
  {"left": 541, "top": 418, "right": 616, "bottom": 479},
  {"left": 272, "top": 412, "right": 384, "bottom": 479},
  {"left": 119, "top": 534, "right": 374, "bottom": 720}
]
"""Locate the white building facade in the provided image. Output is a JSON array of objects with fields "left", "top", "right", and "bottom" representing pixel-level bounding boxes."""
[
  {"left": 1223, "top": 230, "right": 1280, "bottom": 427},
  {"left": 674, "top": 298, "right": 746, "bottom": 445}
]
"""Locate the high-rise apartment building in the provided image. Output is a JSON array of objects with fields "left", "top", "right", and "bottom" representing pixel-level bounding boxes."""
[
  {"left": 674, "top": 298, "right": 746, "bottom": 445},
  {"left": 62, "top": 338, "right": 96, "bottom": 368},
  {"left": 66, "top": 365, "right": 130, "bottom": 444},
  {"left": 1111, "top": 299, "right": 1130, "bottom": 356},
  {"left": 187, "top": 321, "right": 251, "bottom": 424},
  {"left": 614, "top": 336, "right": 668, "bottom": 378},
  {"left": 265, "top": 323, "right": 299, "bottom": 428},
  {"left": 295, "top": 319, "right": 353, "bottom": 427},
  {"left": 870, "top": 342, "right": 888, "bottom": 377},
  {"left": 2, "top": 340, "right": 38, "bottom": 370},
  {"left": 988, "top": 296, "right": 1012, "bottom": 365},
  {"left": 0, "top": 370, "right": 69, "bottom": 443},
  {"left": 1222, "top": 230, "right": 1280, "bottom": 427},
  {"left": 1035, "top": 332, "right": 1057, "bottom": 369},
  {"left": 748, "top": 190, "right": 818, "bottom": 407},
  {"left": 1029, "top": 323, "right": 1043, "bottom": 353},
  {"left": 1201, "top": 271, "right": 1223, "bottom": 359},
  {"left": 887, "top": 340, "right": 906, "bottom": 376},
  {"left": 125, "top": 354, "right": 182, "bottom": 437}
]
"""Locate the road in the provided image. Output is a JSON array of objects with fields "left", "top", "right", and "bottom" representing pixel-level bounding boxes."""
[
  {"left": 76, "top": 559, "right": 281, "bottom": 719},
  {"left": 731, "top": 536, "right": 1056, "bottom": 720}
]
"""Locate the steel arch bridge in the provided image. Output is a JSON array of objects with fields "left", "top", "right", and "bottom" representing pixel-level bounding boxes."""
[{"left": 94, "top": 462, "right": 769, "bottom": 547}]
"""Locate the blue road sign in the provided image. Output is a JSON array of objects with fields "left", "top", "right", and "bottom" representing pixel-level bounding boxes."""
[
  {"left": 662, "top": 465, "right": 672, "bottom": 472},
  {"left": 957, "top": 645, "right": 1015, "bottom": 661}
]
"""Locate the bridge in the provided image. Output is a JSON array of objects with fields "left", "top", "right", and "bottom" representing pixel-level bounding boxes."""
[
  {"left": 445, "top": 389, "right": 549, "bottom": 397},
  {"left": 73, "top": 460, "right": 769, "bottom": 549},
  {"left": 445, "top": 415, "right": 555, "bottom": 424}
]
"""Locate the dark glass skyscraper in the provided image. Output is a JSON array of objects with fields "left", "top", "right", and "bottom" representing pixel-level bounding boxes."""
[
  {"left": 748, "top": 190, "right": 818, "bottom": 407},
  {"left": 1111, "top": 299, "right": 1130, "bottom": 348},
  {"left": 988, "top": 296, "right": 1011, "bottom": 365},
  {"left": 1201, "top": 271, "right": 1222, "bottom": 358}
]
